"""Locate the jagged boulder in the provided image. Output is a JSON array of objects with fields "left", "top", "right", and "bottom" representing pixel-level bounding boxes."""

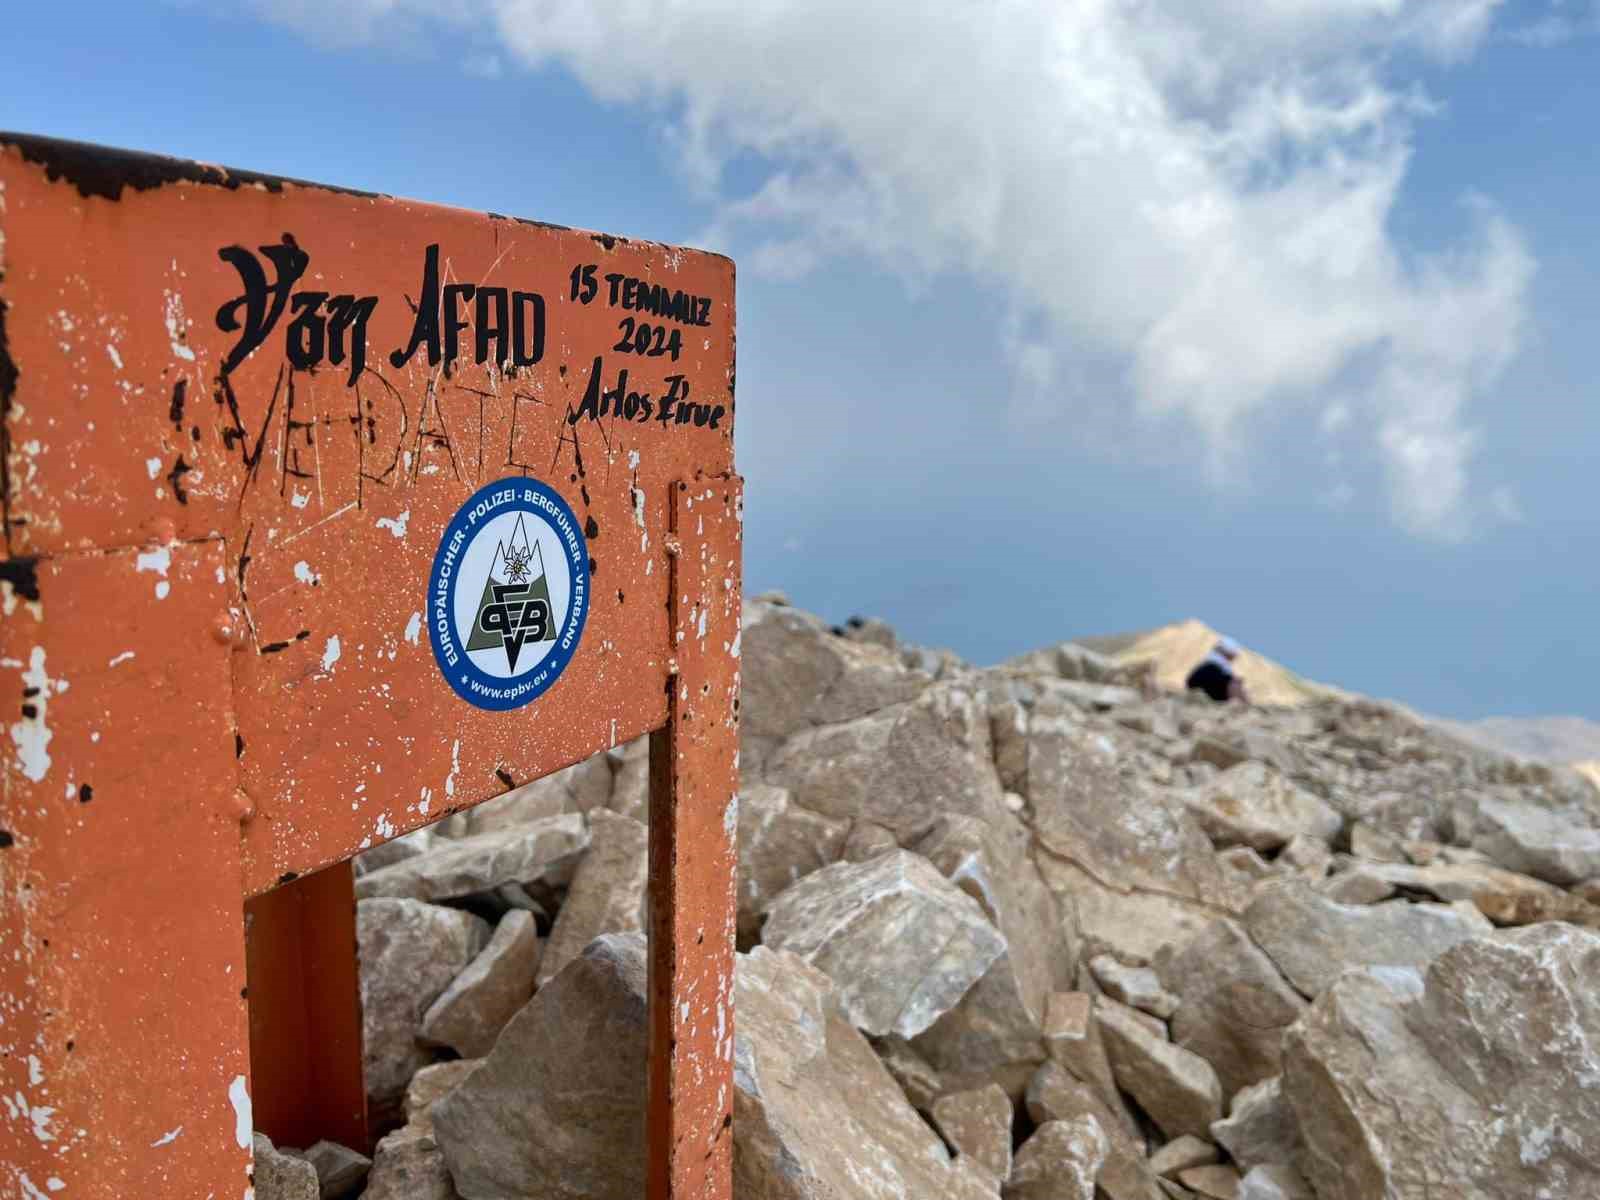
[
  {"left": 737, "top": 783, "right": 849, "bottom": 945},
  {"left": 1156, "top": 919, "right": 1305, "bottom": 1097},
  {"left": 1472, "top": 797, "right": 1600, "bottom": 886},
  {"left": 354, "top": 814, "right": 589, "bottom": 902},
  {"left": 252, "top": 1134, "right": 318, "bottom": 1200},
  {"left": 357, "top": 899, "right": 490, "bottom": 1111},
  {"left": 740, "top": 598, "right": 924, "bottom": 752},
  {"left": 1005, "top": 1116, "right": 1109, "bottom": 1200},
  {"left": 1283, "top": 926, "right": 1600, "bottom": 1199},
  {"left": 763, "top": 682, "right": 1009, "bottom": 844},
  {"left": 1181, "top": 763, "right": 1341, "bottom": 853},
  {"left": 763, "top": 850, "right": 1006, "bottom": 1038},
  {"left": 421, "top": 909, "right": 541, "bottom": 1058},
  {"left": 1242, "top": 879, "right": 1489, "bottom": 998},
  {"left": 911, "top": 813, "right": 1071, "bottom": 1093},
  {"left": 536, "top": 810, "right": 648, "bottom": 987}
]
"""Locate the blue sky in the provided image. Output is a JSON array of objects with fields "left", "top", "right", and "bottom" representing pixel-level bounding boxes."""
[{"left": 5, "top": 1, "right": 1599, "bottom": 719}]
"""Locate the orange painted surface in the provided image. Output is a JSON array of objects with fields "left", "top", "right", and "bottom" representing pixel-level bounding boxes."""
[
  {"left": 1, "top": 135, "right": 740, "bottom": 1199},
  {"left": 0, "top": 543, "right": 252, "bottom": 1198},
  {"left": 648, "top": 478, "right": 742, "bottom": 1200}
]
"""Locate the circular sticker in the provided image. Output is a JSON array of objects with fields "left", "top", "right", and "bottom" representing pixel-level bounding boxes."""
[{"left": 427, "top": 476, "right": 590, "bottom": 710}]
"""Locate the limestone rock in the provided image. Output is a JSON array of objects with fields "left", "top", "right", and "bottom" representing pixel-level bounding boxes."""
[
  {"left": 1024, "top": 1062, "right": 1161, "bottom": 1200},
  {"left": 354, "top": 814, "right": 589, "bottom": 902},
  {"left": 1316, "top": 867, "right": 1395, "bottom": 905},
  {"left": 537, "top": 810, "right": 649, "bottom": 986},
  {"left": 842, "top": 819, "right": 901, "bottom": 862},
  {"left": 1156, "top": 918, "right": 1304, "bottom": 1097},
  {"left": 404, "top": 1059, "right": 482, "bottom": 1138},
  {"left": 302, "top": 1140, "right": 371, "bottom": 1200},
  {"left": 1208, "top": 1077, "right": 1300, "bottom": 1175},
  {"left": 421, "top": 909, "right": 541, "bottom": 1058},
  {"left": 1182, "top": 764, "right": 1340, "bottom": 853},
  {"left": 733, "top": 944, "right": 1003, "bottom": 1200},
  {"left": 607, "top": 737, "right": 650, "bottom": 824},
  {"left": 456, "top": 753, "right": 614, "bottom": 837},
  {"left": 357, "top": 898, "right": 489, "bottom": 1110},
  {"left": 874, "top": 1035, "right": 944, "bottom": 1109},
  {"left": 1277, "top": 834, "right": 1332, "bottom": 878},
  {"left": 1242, "top": 878, "right": 1488, "bottom": 999},
  {"left": 1026, "top": 709, "right": 1235, "bottom": 907},
  {"left": 1282, "top": 926, "right": 1600, "bottom": 1199},
  {"left": 1039, "top": 857, "right": 1215, "bottom": 966},
  {"left": 912, "top": 813, "right": 1071, "bottom": 1091},
  {"left": 931, "top": 1084, "right": 1014, "bottom": 1180},
  {"left": 1217, "top": 846, "right": 1277, "bottom": 881},
  {"left": 1348, "top": 821, "right": 1407, "bottom": 863},
  {"left": 1177, "top": 1164, "right": 1241, "bottom": 1199},
  {"left": 363, "top": 1126, "right": 459, "bottom": 1200},
  {"left": 763, "top": 683, "right": 1009, "bottom": 843},
  {"left": 1040, "top": 992, "right": 1136, "bottom": 1134},
  {"left": 435, "top": 934, "right": 652, "bottom": 1199},
  {"left": 355, "top": 826, "right": 438, "bottom": 876},
  {"left": 1149, "top": 1135, "right": 1219, "bottom": 1177},
  {"left": 253, "top": 1134, "right": 319, "bottom": 1200},
  {"left": 1005, "top": 1116, "right": 1109, "bottom": 1200},
  {"left": 1097, "top": 998, "right": 1223, "bottom": 1141},
  {"left": 1472, "top": 797, "right": 1600, "bottom": 886},
  {"left": 1089, "top": 955, "right": 1178, "bottom": 1019},
  {"left": 1237, "top": 1165, "right": 1313, "bottom": 1200},
  {"left": 737, "top": 783, "right": 849, "bottom": 945},
  {"left": 741, "top": 598, "right": 923, "bottom": 748},
  {"left": 1344, "top": 859, "right": 1600, "bottom": 927},
  {"left": 763, "top": 850, "right": 1005, "bottom": 1038},
  {"left": 1190, "top": 737, "right": 1250, "bottom": 771}
]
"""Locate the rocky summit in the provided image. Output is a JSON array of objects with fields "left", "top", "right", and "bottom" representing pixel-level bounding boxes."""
[{"left": 262, "top": 594, "right": 1600, "bottom": 1199}]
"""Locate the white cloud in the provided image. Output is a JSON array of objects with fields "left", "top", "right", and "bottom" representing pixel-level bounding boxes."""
[
  {"left": 249, "top": 0, "right": 1529, "bottom": 539},
  {"left": 1508, "top": 1, "right": 1600, "bottom": 46}
]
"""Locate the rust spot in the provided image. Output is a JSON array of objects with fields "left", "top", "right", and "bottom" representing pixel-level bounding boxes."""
[
  {"left": 0, "top": 556, "right": 40, "bottom": 602},
  {"left": 1, "top": 132, "right": 384, "bottom": 203},
  {"left": 495, "top": 768, "right": 516, "bottom": 788},
  {"left": 0, "top": 830, "right": 14, "bottom": 848},
  {"left": 78, "top": 784, "right": 92, "bottom": 804}
]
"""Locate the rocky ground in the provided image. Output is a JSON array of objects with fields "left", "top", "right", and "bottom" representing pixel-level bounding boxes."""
[{"left": 254, "top": 595, "right": 1600, "bottom": 1200}]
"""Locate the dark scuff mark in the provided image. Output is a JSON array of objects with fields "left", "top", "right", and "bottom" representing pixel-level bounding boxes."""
[
  {"left": 278, "top": 871, "right": 299, "bottom": 885},
  {"left": 1, "top": 132, "right": 385, "bottom": 202},
  {"left": 236, "top": 525, "right": 253, "bottom": 600},
  {"left": 487, "top": 211, "right": 575, "bottom": 234},
  {"left": 19, "top": 703, "right": 36, "bottom": 720},
  {"left": 166, "top": 454, "right": 192, "bottom": 504},
  {"left": 495, "top": 768, "right": 516, "bottom": 788},
  {"left": 0, "top": 830, "right": 13, "bottom": 849},
  {"left": 0, "top": 286, "right": 18, "bottom": 558},
  {"left": 78, "top": 784, "right": 92, "bottom": 804},
  {"left": 588, "top": 556, "right": 598, "bottom": 576},
  {"left": 591, "top": 233, "right": 619, "bottom": 251},
  {"left": 169, "top": 379, "right": 187, "bottom": 430},
  {"left": 235, "top": 733, "right": 245, "bottom": 759},
  {"left": 260, "top": 641, "right": 290, "bottom": 654},
  {"left": 294, "top": 629, "right": 310, "bottom": 641},
  {"left": 584, "top": 516, "right": 600, "bottom": 539},
  {"left": 22, "top": 686, "right": 38, "bottom": 698},
  {"left": 0, "top": 557, "right": 40, "bottom": 603}
]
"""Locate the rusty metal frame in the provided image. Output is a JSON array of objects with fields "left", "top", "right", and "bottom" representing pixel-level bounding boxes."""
[{"left": 0, "top": 134, "right": 739, "bottom": 1200}]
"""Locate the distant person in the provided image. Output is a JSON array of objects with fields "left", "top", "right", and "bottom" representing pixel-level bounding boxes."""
[{"left": 1186, "top": 636, "right": 1248, "bottom": 704}]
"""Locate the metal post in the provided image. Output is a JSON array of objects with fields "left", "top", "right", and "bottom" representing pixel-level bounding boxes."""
[{"left": 648, "top": 476, "right": 742, "bottom": 1200}]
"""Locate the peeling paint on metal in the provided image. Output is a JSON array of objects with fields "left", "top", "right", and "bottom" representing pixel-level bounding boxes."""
[{"left": 227, "top": 1076, "right": 251, "bottom": 1150}]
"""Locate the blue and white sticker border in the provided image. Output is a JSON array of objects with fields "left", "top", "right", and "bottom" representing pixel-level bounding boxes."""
[{"left": 427, "top": 475, "right": 591, "bottom": 711}]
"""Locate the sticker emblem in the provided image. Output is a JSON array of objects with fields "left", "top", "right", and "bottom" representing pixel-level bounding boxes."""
[{"left": 428, "top": 477, "right": 590, "bottom": 710}]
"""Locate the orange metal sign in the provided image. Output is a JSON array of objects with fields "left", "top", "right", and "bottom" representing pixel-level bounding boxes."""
[{"left": 0, "top": 134, "right": 740, "bottom": 1199}]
